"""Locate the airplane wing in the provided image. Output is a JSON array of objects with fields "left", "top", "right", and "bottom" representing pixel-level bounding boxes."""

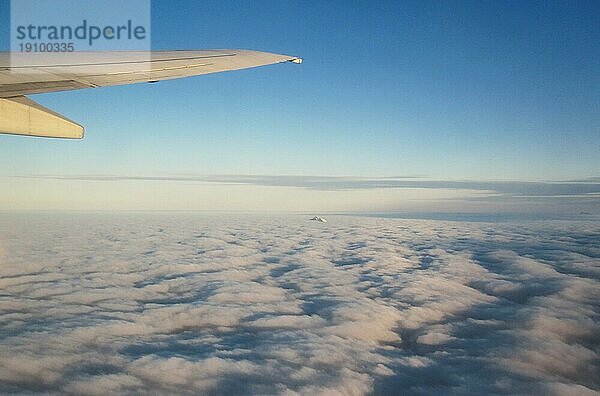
[{"left": 0, "top": 50, "right": 302, "bottom": 139}]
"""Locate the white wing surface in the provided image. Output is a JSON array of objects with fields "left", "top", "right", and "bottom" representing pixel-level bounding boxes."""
[{"left": 0, "top": 50, "right": 301, "bottom": 138}]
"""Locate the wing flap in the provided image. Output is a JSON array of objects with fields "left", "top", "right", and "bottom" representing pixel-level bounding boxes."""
[
  {"left": 0, "top": 96, "right": 84, "bottom": 138},
  {"left": 0, "top": 80, "right": 91, "bottom": 98}
]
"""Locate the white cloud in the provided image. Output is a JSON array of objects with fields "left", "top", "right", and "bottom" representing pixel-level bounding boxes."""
[{"left": 0, "top": 213, "right": 598, "bottom": 394}]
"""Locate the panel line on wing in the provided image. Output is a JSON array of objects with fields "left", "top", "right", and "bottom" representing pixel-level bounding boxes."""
[
  {"left": 95, "top": 63, "right": 214, "bottom": 76},
  {"left": 5, "top": 54, "right": 236, "bottom": 70}
]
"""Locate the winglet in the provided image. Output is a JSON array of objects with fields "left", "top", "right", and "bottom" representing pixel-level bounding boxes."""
[{"left": 290, "top": 58, "right": 303, "bottom": 64}]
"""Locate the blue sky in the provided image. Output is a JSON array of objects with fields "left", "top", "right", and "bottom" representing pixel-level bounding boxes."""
[{"left": 0, "top": 0, "right": 599, "bottom": 211}]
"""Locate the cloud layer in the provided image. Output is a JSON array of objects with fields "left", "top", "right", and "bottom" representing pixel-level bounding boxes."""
[
  {"left": 17, "top": 174, "right": 600, "bottom": 196},
  {"left": 0, "top": 213, "right": 598, "bottom": 394}
]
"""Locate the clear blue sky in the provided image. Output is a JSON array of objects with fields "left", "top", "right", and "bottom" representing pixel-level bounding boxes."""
[{"left": 0, "top": 1, "right": 599, "bottom": 211}]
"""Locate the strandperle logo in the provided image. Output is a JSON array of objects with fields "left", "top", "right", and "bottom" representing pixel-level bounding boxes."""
[
  {"left": 10, "top": 0, "right": 151, "bottom": 58},
  {"left": 15, "top": 20, "right": 147, "bottom": 46}
]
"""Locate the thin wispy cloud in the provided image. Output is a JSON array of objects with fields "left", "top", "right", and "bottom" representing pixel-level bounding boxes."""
[{"left": 13, "top": 174, "right": 600, "bottom": 197}]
